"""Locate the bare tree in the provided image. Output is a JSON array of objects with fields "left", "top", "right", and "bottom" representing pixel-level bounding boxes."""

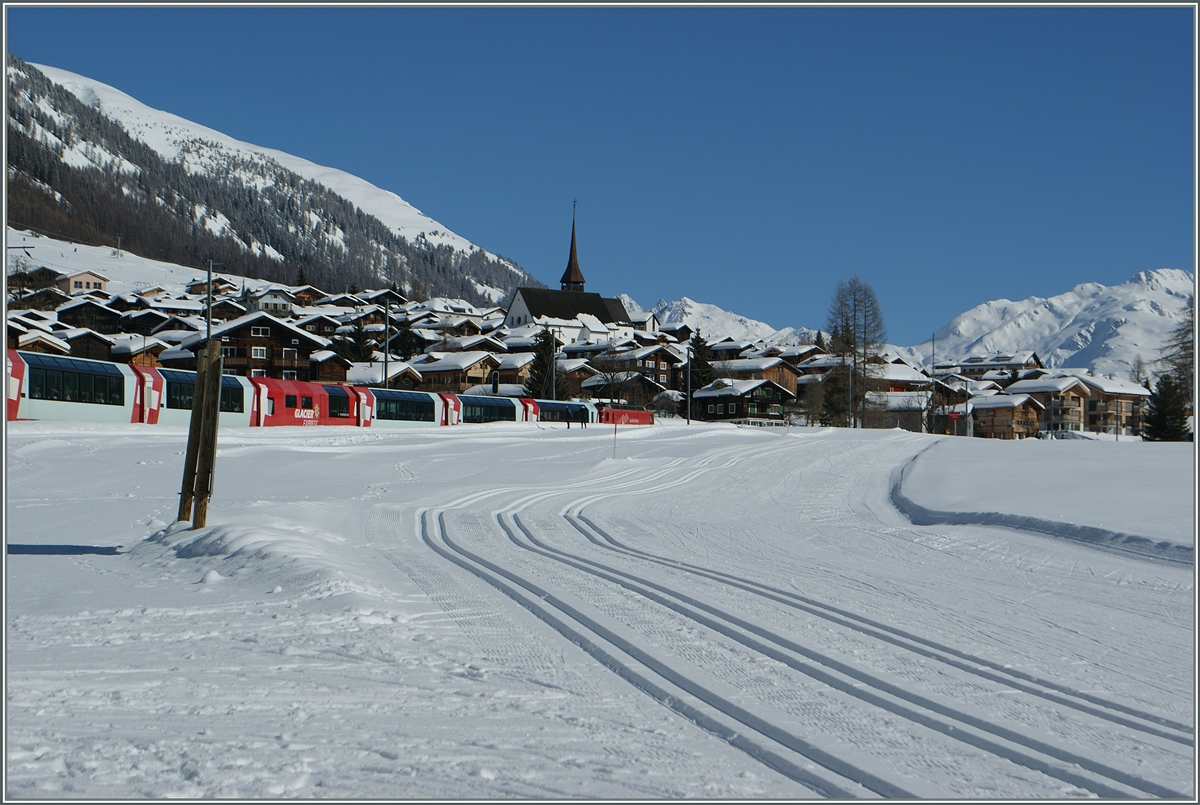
[{"left": 824, "top": 276, "right": 887, "bottom": 427}]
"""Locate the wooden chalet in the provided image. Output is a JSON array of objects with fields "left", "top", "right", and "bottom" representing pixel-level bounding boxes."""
[
  {"left": 55, "top": 299, "right": 123, "bottom": 334},
  {"left": 971, "top": 394, "right": 1044, "bottom": 440},
  {"left": 175, "top": 312, "right": 334, "bottom": 381},
  {"left": 693, "top": 378, "right": 796, "bottom": 423},
  {"left": 410, "top": 351, "right": 501, "bottom": 393}
]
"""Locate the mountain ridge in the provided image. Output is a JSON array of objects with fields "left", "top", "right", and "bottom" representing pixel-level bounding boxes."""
[{"left": 6, "top": 56, "right": 541, "bottom": 306}]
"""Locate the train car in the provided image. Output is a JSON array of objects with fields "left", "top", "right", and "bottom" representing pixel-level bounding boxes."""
[
  {"left": 250, "top": 378, "right": 365, "bottom": 427},
  {"left": 534, "top": 399, "right": 597, "bottom": 425},
  {"left": 151, "top": 367, "right": 255, "bottom": 428},
  {"left": 361, "top": 387, "right": 445, "bottom": 429},
  {"left": 7, "top": 349, "right": 138, "bottom": 424},
  {"left": 456, "top": 394, "right": 542, "bottom": 424}
]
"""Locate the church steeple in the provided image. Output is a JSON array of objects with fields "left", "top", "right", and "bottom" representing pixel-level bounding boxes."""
[{"left": 560, "top": 201, "right": 586, "bottom": 293}]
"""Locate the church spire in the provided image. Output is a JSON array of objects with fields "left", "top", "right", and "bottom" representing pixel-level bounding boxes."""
[{"left": 560, "top": 200, "right": 586, "bottom": 292}]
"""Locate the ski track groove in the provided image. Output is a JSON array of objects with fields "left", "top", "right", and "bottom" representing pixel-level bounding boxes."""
[{"left": 369, "top": 431, "right": 1190, "bottom": 799}]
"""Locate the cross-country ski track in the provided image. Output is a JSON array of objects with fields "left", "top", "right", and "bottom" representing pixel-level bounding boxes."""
[{"left": 6, "top": 421, "right": 1194, "bottom": 798}]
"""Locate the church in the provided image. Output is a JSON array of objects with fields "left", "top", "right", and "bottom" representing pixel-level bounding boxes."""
[{"left": 503, "top": 212, "right": 631, "bottom": 329}]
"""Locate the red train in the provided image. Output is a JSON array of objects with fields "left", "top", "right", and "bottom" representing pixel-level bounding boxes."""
[{"left": 6, "top": 349, "right": 604, "bottom": 429}]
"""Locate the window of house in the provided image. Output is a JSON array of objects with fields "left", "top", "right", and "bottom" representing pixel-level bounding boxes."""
[
  {"left": 251, "top": 369, "right": 266, "bottom": 378},
  {"left": 251, "top": 347, "right": 268, "bottom": 359},
  {"left": 74, "top": 281, "right": 83, "bottom": 288},
  {"left": 221, "top": 347, "right": 237, "bottom": 358},
  {"left": 306, "top": 325, "right": 316, "bottom": 332},
  {"left": 728, "top": 403, "right": 736, "bottom": 414},
  {"left": 707, "top": 404, "right": 714, "bottom": 413},
  {"left": 291, "top": 338, "right": 300, "bottom": 345},
  {"left": 748, "top": 403, "right": 757, "bottom": 413},
  {"left": 282, "top": 371, "right": 297, "bottom": 380},
  {"left": 769, "top": 404, "right": 781, "bottom": 415},
  {"left": 281, "top": 348, "right": 298, "bottom": 362},
  {"left": 717, "top": 404, "right": 724, "bottom": 414},
  {"left": 251, "top": 326, "right": 270, "bottom": 337},
  {"left": 659, "top": 374, "right": 666, "bottom": 383}
]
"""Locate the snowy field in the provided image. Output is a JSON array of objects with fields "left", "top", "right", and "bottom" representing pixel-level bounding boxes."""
[{"left": 5, "top": 420, "right": 1195, "bottom": 799}]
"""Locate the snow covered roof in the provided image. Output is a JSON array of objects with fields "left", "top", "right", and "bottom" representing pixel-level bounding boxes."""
[
  {"left": 693, "top": 378, "right": 795, "bottom": 399},
  {"left": 413, "top": 351, "right": 498, "bottom": 372},
  {"left": 109, "top": 334, "right": 169, "bottom": 355},
  {"left": 1004, "top": 376, "right": 1092, "bottom": 396},
  {"left": 716, "top": 356, "right": 785, "bottom": 371},
  {"left": 18, "top": 330, "right": 70, "bottom": 353},
  {"left": 497, "top": 352, "right": 536, "bottom": 371},
  {"left": 975, "top": 393, "right": 1044, "bottom": 410},
  {"left": 460, "top": 383, "right": 529, "bottom": 398},
  {"left": 180, "top": 312, "right": 331, "bottom": 350},
  {"left": 346, "top": 361, "right": 422, "bottom": 384},
  {"left": 1060, "top": 370, "right": 1151, "bottom": 397}
]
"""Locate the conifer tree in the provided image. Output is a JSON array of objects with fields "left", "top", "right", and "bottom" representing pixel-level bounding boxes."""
[
  {"left": 1143, "top": 373, "right": 1192, "bottom": 441},
  {"left": 685, "top": 331, "right": 715, "bottom": 418},
  {"left": 394, "top": 323, "right": 419, "bottom": 361},
  {"left": 523, "top": 327, "right": 568, "bottom": 400},
  {"left": 332, "top": 317, "right": 375, "bottom": 362}
]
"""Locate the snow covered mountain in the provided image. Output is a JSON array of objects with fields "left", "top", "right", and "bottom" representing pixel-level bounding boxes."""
[
  {"left": 624, "top": 269, "right": 1192, "bottom": 378},
  {"left": 619, "top": 294, "right": 818, "bottom": 345},
  {"left": 6, "top": 56, "right": 536, "bottom": 305},
  {"left": 901, "top": 268, "right": 1194, "bottom": 378}
]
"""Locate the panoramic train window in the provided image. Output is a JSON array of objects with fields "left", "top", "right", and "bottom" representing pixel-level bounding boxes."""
[
  {"left": 323, "top": 386, "right": 350, "bottom": 417},
  {"left": 25, "top": 355, "right": 125, "bottom": 407},
  {"left": 373, "top": 390, "right": 435, "bottom": 422},
  {"left": 459, "top": 396, "right": 515, "bottom": 424},
  {"left": 160, "top": 370, "right": 245, "bottom": 413}
]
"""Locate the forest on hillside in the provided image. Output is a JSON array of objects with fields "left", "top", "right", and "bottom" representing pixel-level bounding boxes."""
[{"left": 6, "top": 55, "right": 539, "bottom": 304}]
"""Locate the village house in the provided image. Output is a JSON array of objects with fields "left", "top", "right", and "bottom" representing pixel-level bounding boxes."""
[
  {"left": 862, "top": 390, "right": 933, "bottom": 432},
  {"left": 184, "top": 277, "right": 239, "bottom": 296},
  {"left": 109, "top": 334, "right": 171, "bottom": 368},
  {"left": 495, "top": 352, "right": 537, "bottom": 387},
  {"left": 409, "top": 351, "right": 501, "bottom": 393},
  {"left": 60, "top": 328, "right": 116, "bottom": 362},
  {"left": 693, "top": 378, "right": 796, "bottom": 424},
  {"left": 971, "top": 393, "right": 1044, "bottom": 439},
  {"left": 1003, "top": 375, "right": 1091, "bottom": 435},
  {"left": 1061, "top": 371, "right": 1151, "bottom": 437},
  {"left": 346, "top": 361, "right": 423, "bottom": 391},
  {"left": 581, "top": 371, "right": 665, "bottom": 408},
  {"left": 711, "top": 356, "right": 803, "bottom": 392},
  {"left": 55, "top": 298, "right": 123, "bottom": 334},
  {"left": 56, "top": 270, "right": 109, "bottom": 295},
  {"left": 171, "top": 312, "right": 335, "bottom": 381},
  {"left": 119, "top": 308, "right": 172, "bottom": 336},
  {"left": 240, "top": 286, "right": 296, "bottom": 316},
  {"left": 951, "top": 351, "right": 1045, "bottom": 381}
]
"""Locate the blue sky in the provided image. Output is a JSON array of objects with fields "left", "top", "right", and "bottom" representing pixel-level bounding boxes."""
[{"left": 6, "top": 6, "right": 1195, "bottom": 345}]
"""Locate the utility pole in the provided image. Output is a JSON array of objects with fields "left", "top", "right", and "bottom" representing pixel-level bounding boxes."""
[
  {"left": 383, "top": 299, "right": 390, "bottom": 390},
  {"left": 206, "top": 259, "right": 223, "bottom": 343},
  {"left": 686, "top": 340, "right": 692, "bottom": 425}
]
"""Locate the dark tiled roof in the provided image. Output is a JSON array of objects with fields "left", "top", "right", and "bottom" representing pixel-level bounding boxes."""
[{"left": 514, "top": 288, "right": 630, "bottom": 324}]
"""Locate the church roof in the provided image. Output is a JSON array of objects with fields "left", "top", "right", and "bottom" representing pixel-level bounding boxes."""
[{"left": 513, "top": 288, "right": 630, "bottom": 325}]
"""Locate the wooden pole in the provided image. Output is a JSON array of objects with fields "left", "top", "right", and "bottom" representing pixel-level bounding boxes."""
[
  {"left": 177, "top": 343, "right": 211, "bottom": 522},
  {"left": 191, "top": 343, "right": 223, "bottom": 529}
]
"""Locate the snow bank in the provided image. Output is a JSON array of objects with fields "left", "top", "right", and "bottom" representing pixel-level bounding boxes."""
[{"left": 893, "top": 437, "right": 1194, "bottom": 563}]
